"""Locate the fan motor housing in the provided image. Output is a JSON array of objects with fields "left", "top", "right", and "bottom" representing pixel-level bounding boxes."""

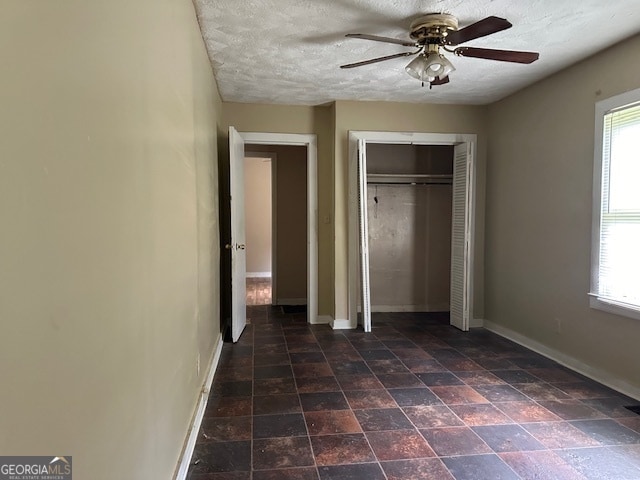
[{"left": 410, "top": 13, "right": 458, "bottom": 42}]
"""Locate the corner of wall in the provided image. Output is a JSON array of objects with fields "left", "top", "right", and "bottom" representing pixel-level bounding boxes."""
[{"left": 484, "top": 320, "right": 640, "bottom": 401}]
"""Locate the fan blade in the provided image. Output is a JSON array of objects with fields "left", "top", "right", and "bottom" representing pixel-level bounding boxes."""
[
  {"left": 445, "top": 16, "right": 512, "bottom": 45},
  {"left": 345, "top": 33, "right": 416, "bottom": 47},
  {"left": 340, "top": 51, "right": 418, "bottom": 69},
  {"left": 430, "top": 76, "right": 450, "bottom": 86},
  {"left": 455, "top": 47, "right": 539, "bottom": 64}
]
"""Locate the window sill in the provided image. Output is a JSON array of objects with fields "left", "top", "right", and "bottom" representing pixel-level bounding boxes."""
[{"left": 589, "top": 294, "right": 640, "bottom": 321}]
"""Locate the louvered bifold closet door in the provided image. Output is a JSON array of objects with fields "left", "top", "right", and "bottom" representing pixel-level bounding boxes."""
[
  {"left": 357, "top": 139, "right": 372, "bottom": 332},
  {"left": 450, "top": 143, "right": 471, "bottom": 331}
]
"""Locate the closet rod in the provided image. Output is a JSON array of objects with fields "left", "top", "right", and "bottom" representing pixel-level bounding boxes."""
[
  {"left": 367, "top": 173, "right": 452, "bottom": 179},
  {"left": 367, "top": 181, "right": 452, "bottom": 186},
  {"left": 366, "top": 173, "right": 453, "bottom": 185}
]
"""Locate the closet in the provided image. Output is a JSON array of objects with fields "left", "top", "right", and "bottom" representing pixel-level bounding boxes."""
[
  {"left": 348, "top": 130, "right": 475, "bottom": 333},
  {"left": 365, "top": 143, "right": 453, "bottom": 314}
]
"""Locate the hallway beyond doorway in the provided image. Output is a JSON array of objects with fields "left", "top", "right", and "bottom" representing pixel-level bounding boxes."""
[{"left": 247, "top": 277, "right": 272, "bottom": 306}]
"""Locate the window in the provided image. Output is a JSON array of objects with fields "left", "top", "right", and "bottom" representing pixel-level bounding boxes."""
[{"left": 591, "top": 88, "right": 640, "bottom": 319}]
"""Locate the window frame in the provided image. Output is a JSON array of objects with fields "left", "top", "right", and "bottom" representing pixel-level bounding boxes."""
[{"left": 590, "top": 87, "right": 640, "bottom": 321}]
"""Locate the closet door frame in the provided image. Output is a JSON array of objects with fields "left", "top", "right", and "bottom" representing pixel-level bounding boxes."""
[{"left": 347, "top": 131, "right": 477, "bottom": 331}]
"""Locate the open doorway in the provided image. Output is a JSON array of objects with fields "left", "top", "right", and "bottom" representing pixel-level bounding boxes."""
[
  {"left": 223, "top": 129, "right": 318, "bottom": 342},
  {"left": 244, "top": 145, "right": 308, "bottom": 309},
  {"left": 244, "top": 152, "right": 273, "bottom": 306}
]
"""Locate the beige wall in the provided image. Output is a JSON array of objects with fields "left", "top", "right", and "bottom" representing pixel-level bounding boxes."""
[
  {"left": 0, "top": 1, "right": 222, "bottom": 478},
  {"left": 333, "top": 101, "right": 488, "bottom": 323},
  {"left": 314, "top": 103, "right": 336, "bottom": 317},
  {"left": 275, "top": 147, "right": 308, "bottom": 302},
  {"left": 224, "top": 103, "right": 317, "bottom": 133},
  {"left": 368, "top": 185, "right": 452, "bottom": 310},
  {"left": 244, "top": 157, "right": 272, "bottom": 275},
  {"left": 486, "top": 33, "right": 640, "bottom": 396}
]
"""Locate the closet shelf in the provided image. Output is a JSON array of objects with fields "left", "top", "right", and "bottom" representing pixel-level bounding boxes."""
[{"left": 367, "top": 173, "right": 453, "bottom": 185}]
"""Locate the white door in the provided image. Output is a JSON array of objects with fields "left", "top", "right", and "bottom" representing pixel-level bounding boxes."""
[
  {"left": 229, "top": 127, "right": 247, "bottom": 342},
  {"left": 450, "top": 142, "right": 473, "bottom": 331},
  {"left": 357, "top": 140, "right": 372, "bottom": 332}
]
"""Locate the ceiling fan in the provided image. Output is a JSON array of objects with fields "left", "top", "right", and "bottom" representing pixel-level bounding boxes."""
[{"left": 340, "top": 13, "right": 539, "bottom": 88}]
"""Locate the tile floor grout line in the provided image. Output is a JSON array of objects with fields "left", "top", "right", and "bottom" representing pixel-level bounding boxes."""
[{"left": 190, "top": 308, "right": 640, "bottom": 479}]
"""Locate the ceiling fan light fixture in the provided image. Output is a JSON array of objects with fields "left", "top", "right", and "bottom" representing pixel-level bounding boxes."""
[
  {"left": 405, "top": 52, "right": 455, "bottom": 82},
  {"left": 425, "top": 52, "right": 455, "bottom": 77},
  {"left": 405, "top": 54, "right": 431, "bottom": 81}
]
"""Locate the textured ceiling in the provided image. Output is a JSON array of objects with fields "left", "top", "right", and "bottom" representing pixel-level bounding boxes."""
[{"left": 194, "top": 0, "right": 640, "bottom": 105}]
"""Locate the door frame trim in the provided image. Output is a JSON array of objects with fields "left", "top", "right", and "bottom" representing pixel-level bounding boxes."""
[
  {"left": 347, "top": 130, "right": 477, "bottom": 330},
  {"left": 240, "top": 132, "right": 319, "bottom": 324}
]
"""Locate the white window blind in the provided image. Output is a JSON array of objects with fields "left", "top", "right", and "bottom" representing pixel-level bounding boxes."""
[{"left": 594, "top": 99, "right": 640, "bottom": 310}]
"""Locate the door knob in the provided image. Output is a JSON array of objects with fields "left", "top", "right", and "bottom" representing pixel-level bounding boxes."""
[{"left": 224, "top": 244, "right": 233, "bottom": 250}]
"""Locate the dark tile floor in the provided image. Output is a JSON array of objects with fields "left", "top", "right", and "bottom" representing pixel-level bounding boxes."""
[{"left": 188, "top": 308, "right": 640, "bottom": 480}]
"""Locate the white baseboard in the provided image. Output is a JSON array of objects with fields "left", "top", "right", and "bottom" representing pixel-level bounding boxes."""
[
  {"left": 312, "top": 314, "right": 332, "bottom": 325},
  {"left": 331, "top": 318, "right": 353, "bottom": 330},
  {"left": 370, "top": 304, "right": 450, "bottom": 313},
  {"left": 173, "top": 335, "right": 224, "bottom": 480},
  {"left": 246, "top": 272, "right": 271, "bottom": 278},
  {"left": 276, "top": 298, "right": 307, "bottom": 306},
  {"left": 470, "top": 318, "right": 484, "bottom": 328},
  {"left": 483, "top": 320, "right": 640, "bottom": 401}
]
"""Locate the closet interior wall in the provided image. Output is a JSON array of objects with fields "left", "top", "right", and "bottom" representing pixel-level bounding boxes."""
[{"left": 366, "top": 143, "right": 454, "bottom": 313}]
